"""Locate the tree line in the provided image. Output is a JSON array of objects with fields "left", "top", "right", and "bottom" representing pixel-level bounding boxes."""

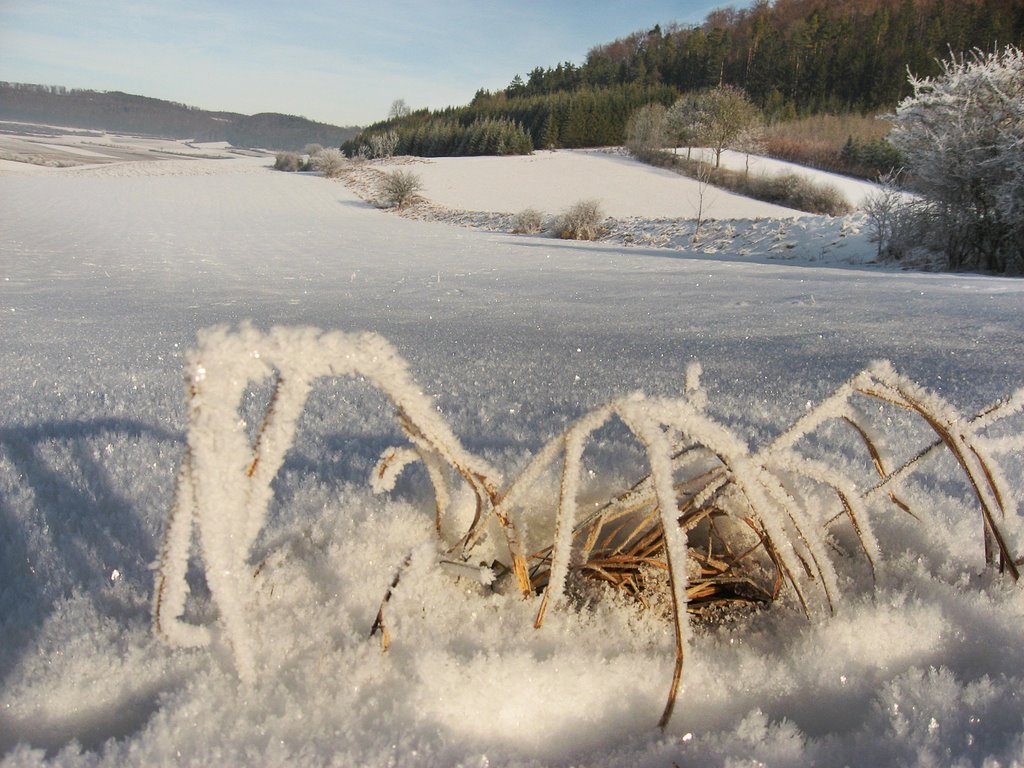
[
  {"left": 507, "top": 0, "right": 1023, "bottom": 117},
  {"left": 348, "top": 0, "right": 1022, "bottom": 157},
  {"left": 344, "top": 83, "right": 679, "bottom": 157}
]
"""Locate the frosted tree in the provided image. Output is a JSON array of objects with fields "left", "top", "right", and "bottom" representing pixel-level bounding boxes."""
[
  {"left": 888, "top": 45, "right": 1024, "bottom": 273},
  {"left": 365, "top": 130, "right": 400, "bottom": 159},
  {"left": 625, "top": 103, "right": 667, "bottom": 158},
  {"left": 690, "top": 86, "right": 762, "bottom": 169},
  {"left": 665, "top": 92, "right": 706, "bottom": 159}
]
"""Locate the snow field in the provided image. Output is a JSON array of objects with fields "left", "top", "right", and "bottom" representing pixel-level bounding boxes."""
[{"left": 1, "top": 141, "right": 1024, "bottom": 766}]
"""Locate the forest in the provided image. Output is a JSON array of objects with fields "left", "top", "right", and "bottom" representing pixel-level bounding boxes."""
[{"left": 346, "top": 0, "right": 1024, "bottom": 157}]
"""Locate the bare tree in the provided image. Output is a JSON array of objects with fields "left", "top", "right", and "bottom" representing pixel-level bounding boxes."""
[
  {"left": 388, "top": 99, "right": 412, "bottom": 120},
  {"left": 367, "top": 130, "right": 400, "bottom": 159},
  {"left": 732, "top": 125, "right": 766, "bottom": 178},
  {"left": 692, "top": 161, "right": 715, "bottom": 243}
]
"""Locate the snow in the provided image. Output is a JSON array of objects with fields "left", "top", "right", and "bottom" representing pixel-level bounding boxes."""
[
  {"left": 25, "top": 143, "right": 117, "bottom": 159},
  {"left": 689, "top": 147, "right": 888, "bottom": 208},
  {"left": 2, "top": 133, "right": 1024, "bottom": 767},
  {"left": 413, "top": 148, "right": 809, "bottom": 219}
]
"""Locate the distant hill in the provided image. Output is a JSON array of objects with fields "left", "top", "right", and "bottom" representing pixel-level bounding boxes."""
[{"left": 0, "top": 83, "right": 360, "bottom": 150}]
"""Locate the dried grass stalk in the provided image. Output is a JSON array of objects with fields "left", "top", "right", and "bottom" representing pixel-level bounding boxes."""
[{"left": 155, "top": 326, "right": 1022, "bottom": 729}]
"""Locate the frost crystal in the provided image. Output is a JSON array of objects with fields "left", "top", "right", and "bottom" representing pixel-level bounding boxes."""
[{"left": 153, "top": 324, "right": 1022, "bottom": 726}]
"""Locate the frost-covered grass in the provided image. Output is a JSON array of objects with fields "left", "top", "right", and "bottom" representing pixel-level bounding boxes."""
[
  {"left": 156, "top": 325, "right": 1023, "bottom": 736},
  {"left": 2, "top": 139, "right": 1024, "bottom": 767}
]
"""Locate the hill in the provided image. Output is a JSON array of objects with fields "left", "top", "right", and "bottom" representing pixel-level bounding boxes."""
[
  {"left": 346, "top": 0, "right": 1024, "bottom": 156},
  {"left": 507, "top": 0, "right": 1024, "bottom": 116},
  {"left": 0, "top": 82, "right": 360, "bottom": 150}
]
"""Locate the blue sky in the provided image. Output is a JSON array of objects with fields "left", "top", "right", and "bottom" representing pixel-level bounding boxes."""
[{"left": 0, "top": 1, "right": 742, "bottom": 127}]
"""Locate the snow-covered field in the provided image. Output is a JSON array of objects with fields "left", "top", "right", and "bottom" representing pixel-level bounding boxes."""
[
  {"left": 411, "top": 146, "right": 885, "bottom": 216},
  {"left": 2, "top": 136, "right": 1024, "bottom": 767}
]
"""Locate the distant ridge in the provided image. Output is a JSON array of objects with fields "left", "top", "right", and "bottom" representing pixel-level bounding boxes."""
[{"left": 0, "top": 82, "right": 360, "bottom": 150}]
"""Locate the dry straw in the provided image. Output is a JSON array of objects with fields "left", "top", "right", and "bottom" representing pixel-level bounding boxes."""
[{"left": 154, "top": 325, "right": 1023, "bottom": 729}]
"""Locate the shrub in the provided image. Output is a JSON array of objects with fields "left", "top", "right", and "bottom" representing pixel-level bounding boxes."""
[
  {"left": 273, "top": 151, "right": 303, "bottom": 172},
  {"left": 762, "top": 113, "right": 894, "bottom": 179},
  {"left": 750, "top": 174, "right": 853, "bottom": 215},
  {"left": 625, "top": 104, "right": 667, "bottom": 158},
  {"left": 552, "top": 199, "right": 605, "bottom": 240},
  {"left": 379, "top": 169, "right": 423, "bottom": 208},
  {"left": 367, "top": 130, "right": 399, "bottom": 159},
  {"left": 839, "top": 136, "right": 902, "bottom": 178},
  {"left": 628, "top": 147, "right": 853, "bottom": 216},
  {"left": 511, "top": 207, "right": 545, "bottom": 234},
  {"left": 311, "top": 148, "right": 347, "bottom": 178},
  {"left": 861, "top": 176, "right": 912, "bottom": 261},
  {"left": 862, "top": 185, "right": 942, "bottom": 267},
  {"left": 888, "top": 45, "right": 1024, "bottom": 273}
]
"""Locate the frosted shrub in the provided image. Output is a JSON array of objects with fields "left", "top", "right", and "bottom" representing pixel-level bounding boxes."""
[
  {"left": 552, "top": 199, "right": 605, "bottom": 240},
  {"left": 367, "top": 130, "right": 400, "bottom": 159},
  {"left": 754, "top": 174, "right": 852, "bottom": 215},
  {"left": 862, "top": 178, "right": 932, "bottom": 262},
  {"left": 273, "top": 151, "right": 303, "bottom": 172},
  {"left": 888, "top": 45, "right": 1024, "bottom": 273},
  {"left": 379, "top": 169, "right": 423, "bottom": 208},
  {"left": 625, "top": 103, "right": 667, "bottom": 158},
  {"left": 511, "top": 207, "right": 545, "bottom": 234},
  {"left": 311, "top": 147, "right": 347, "bottom": 178},
  {"left": 155, "top": 324, "right": 1023, "bottom": 729}
]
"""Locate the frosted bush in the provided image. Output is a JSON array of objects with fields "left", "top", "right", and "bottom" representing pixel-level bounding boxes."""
[
  {"left": 888, "top": 45, "right": 1024, "bottom": 273},
  {"left": 625, "top": 103, "right": 667, "bottom": 158},
  {"left": 511, "top": 207, "right": 545, "bottom": 234},
  {"left": 552, "top": 199, "right": 605, "bottom": 240},
  {"left": 310, "top": 148, "right": 347, "bottom": 178},
  {"left": 367, "top": 130, "right": 400, "bottom": 159},
  {"left": 379, "top": 169, "right": 423, "bottom": 208},
  {"left": 753, "top": 174, "right": 852, "bottom": 215},
  {"left": 273, "top": 151, "right": 303, "bottom": 172}
]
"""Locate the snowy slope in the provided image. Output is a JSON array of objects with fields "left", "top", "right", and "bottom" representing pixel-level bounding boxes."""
[
  {"left": 412, "top": 148, "right": 807, "bottom": 219},
  {"left": 1, "top": 144, "right": 1024, "bottom": 767},
  {"left": 411, "top": 147, "right": 882, "bottom": 218}
]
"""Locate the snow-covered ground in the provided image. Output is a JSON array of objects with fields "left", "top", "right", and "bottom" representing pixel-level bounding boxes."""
[
  {"left": 411, "top": 147, "right": 884, "bottom": 217},
  {"left": 412, "top": 148, "right": 806, "bottom": 219},
  {"left": 2, "top": 137, "right": 1024, "bottom": 767}
]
